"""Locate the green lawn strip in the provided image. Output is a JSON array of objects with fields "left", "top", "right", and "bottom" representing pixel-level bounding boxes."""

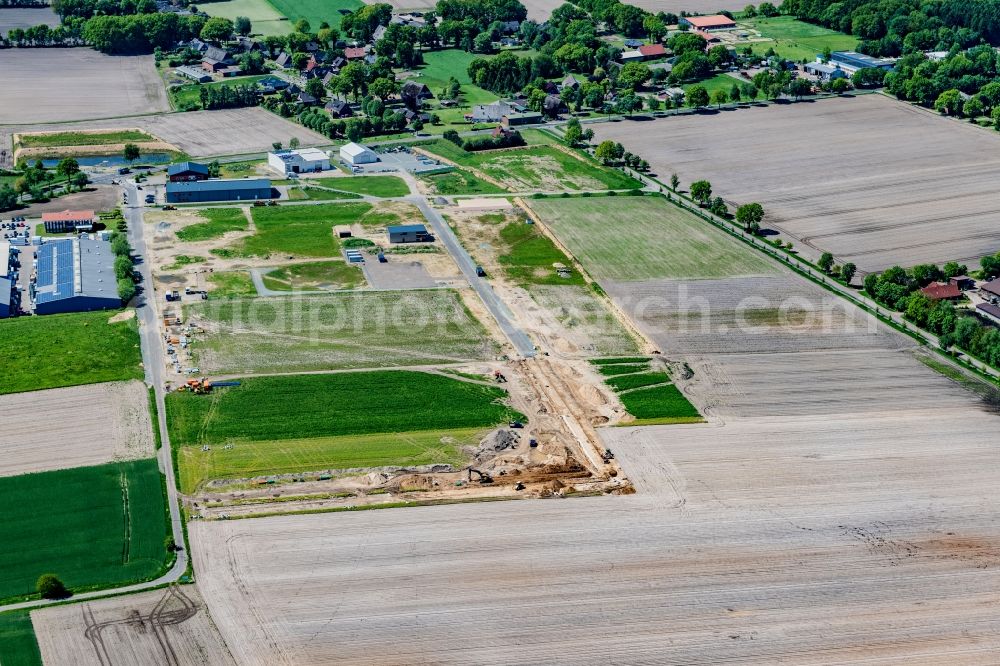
[
  {"left": 176, "top": 207, "right": 247, "bottom": 242},
  {"left": 0, "top": 460, "right": 170, "bottom": 604},
  {"left": 15, "top": 130, "right": 155, "bottom": 148},
  {"left": 685, "top": 72, "right": 743, "bottom": 99},
  {"left": 605, "top": 371, "right": 671, "bottom": 392},
  {"left": 207, "top": 270, "right": 257, "bottom": 298},
  {"left": 0, "top": 311, "right": 142, "bottom": 395},
  {"left": 529, "top": 195, "right": 778, "bottom": 281},
  {"left": 312, "top": 175, "right": 409, "bottom": 198},
  {"left": 617, "top": 384, "right": 701, "bottom": 421},
  {"left": 218, "top": 159, "right": 266, "bottom": 178},
  {"left": 597, "top": 362, "right": 650, "bottom": 376},
  {"left": 420, "top": 169, "right": 506, "bottom": 195},
  {"left": 167, "top": 371, "right": 522, "bottom": 446},
  {"left": 300, "top": 186, "right": 362, "bottom": 200},
  {"left": 740, "top": 16, "right": 857, "bottom": 61},
  {"left": 498, "top": 220, "right": 586, "bottom": 286},
  {"left": 261, "top": 260, "right": 364, "bottom": 291},
  {"left": 0, "top": 611, "right": 41, "bottom": 666},
  {"left": 238, "top": 202, "right": 369, "bottom": 257},
  {"left": 177, "top": 427, "right": 485, "bottom": 492},
  {"left": 590, "top": 356, "right": 650, "bottom": 365},
  {"left": 169, "top": 74, "right": 269, "bottom": 109}
]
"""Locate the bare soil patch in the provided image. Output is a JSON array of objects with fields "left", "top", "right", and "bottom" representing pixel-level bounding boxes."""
[
  {"left": 591, "top": 95, "right": 1000, "bottom": 273},
  {"left": 31, "top": 585, "right": 235, "bottom": 666},
  {"left": 0, "top": 49, "right": 168, "bottom": 124},
  {"left": 0, "top": 380, "right": 153, "bottom": 477},
  {"left": 16, "top": 185, "right": 118, "bottom": 218}
]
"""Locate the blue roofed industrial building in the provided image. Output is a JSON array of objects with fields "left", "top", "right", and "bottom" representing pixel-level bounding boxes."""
[
  {"left": 31, "top": 237, "right": 121, "bottom": 315},
  {"left": 165, "top": 178, "right": 273, "bottom": 203},
  {"left": 387, "top": 224, "right": 433, "bottom": 244},
  {"left": 0, "top": 241, "right": 18, "bottom": 318}
]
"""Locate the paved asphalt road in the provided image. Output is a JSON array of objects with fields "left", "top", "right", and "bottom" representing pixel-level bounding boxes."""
[{"left": 409, "top": 194, "right": 536, "bottom": 358}]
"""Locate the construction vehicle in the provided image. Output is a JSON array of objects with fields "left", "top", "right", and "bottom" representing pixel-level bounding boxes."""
[
  {"left": 509, "top": 421, "right": 523, "bottom": 429},
  {"left": 493, "top": 370, "right": 507, "bottom": 383},
  {"left": 176, "top": 378, "right": 241, "bottom": 394},
  {"left": 602, "top": 449, "right": 615, "bottom": 463},
  {"left": 467, "top": 468, "right": 493, "bottom": 484}
]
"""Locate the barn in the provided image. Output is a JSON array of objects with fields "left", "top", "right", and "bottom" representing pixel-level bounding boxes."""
[
  {"left": 165, "top": 179, "right": 273, "bottom": 203},
  {"left": 388, "top": 224, "right": 432, "bottom": 244},
  {"left": 340, "top": 142, "right": 379, "bottom": 165}
]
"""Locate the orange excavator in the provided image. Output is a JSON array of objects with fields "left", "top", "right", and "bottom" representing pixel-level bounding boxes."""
[{"left": 176, "top": 378, "right": 241, "bottom": 394}]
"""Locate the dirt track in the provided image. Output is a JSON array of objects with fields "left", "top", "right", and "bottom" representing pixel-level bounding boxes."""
[
  {"left": 0, "top": 380, "right": 153, "bottom": 477},
  {"left": 591, "top": 95, "right": 1000, "bottom": 272}
]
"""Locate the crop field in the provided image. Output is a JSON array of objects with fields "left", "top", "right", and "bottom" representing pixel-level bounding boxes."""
[
  {"left": 176, "top": 207, "right": 248, "bottom": 242},
  {"left": 424, "top": 144, "right": 641, "bottom": 192},
  {"left": 0, "top": 459, "right": 169, "bottom": 603},
  {"left": 590, "top": 95, "right": 1000, "bottom": 272},
  {"left": 31, "top": 586, "right": 235, "bottom": 666},
  {"left": 313, "top": 175, "right": 410, "bottom": 198},
  {"left": 497, "top": 219, "right": 586, "bottom": 287},
  {"left": 527, "top": 195, "right": 778, "bottom": 281},
  {"left": 0, "top": 50, "right": 168, "bottom": 124},
  {"left": 0, "top": 381, "right": 153, "bottom": 477},
  {"left": 0, "top": 310, "right": 143, "bottom": 395},
  {"left": 201, "top": 0, "right": 290, "bottom": 36},
  {"left": 185, "top": 290, "right": 498, "bottom": 372},
  {"left": 268, "top": 0, "right": 363, "bottom": 30},
  {"left": 237, "top": 202, "right": 369, "bottom": 257},
  {"left": 741, "top": 16, "right": 858, "bottom": 61},
  {"left": 15, "top": 129, "right": 155, "bottom": 149},
  {"left": 261, "top": 260, "right": 365, "bottom": 291}
]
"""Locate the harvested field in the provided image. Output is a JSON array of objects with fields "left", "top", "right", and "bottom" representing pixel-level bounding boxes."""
[
  {"left": 0, "top": 6, "right": 59, "bottom": 32},
  {"left": 515, "top": 0, "right": 564, "bottom": 20},
  {"left": 185, "top": 290, "right": 499, "bottom": 373},
  {"left": 527, "top": 195, "right": 778, "bottom": 281},
  {"left": 31, "top": 585, "right": 235, "bottom": 666},
  {"left": 0, "top": 380, "right": 153, "bottom": 477},
  {"left": 623, "top": 0, "right": 746, "bottom": 13},
  {"left": 0, "top": 49, "right": 168, "bottom": 124},
  {"left": 591, "top": 95, "right": 1000, "bottom": 273}
]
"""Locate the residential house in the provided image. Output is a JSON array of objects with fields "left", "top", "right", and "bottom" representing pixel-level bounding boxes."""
[
  {"left": 638, "top": 43, "right": 666, "bottom": 60},
  {"left": 373, "top": 25, "right": 387, "bottom": 42},
  {"left": 561, "top": 74, "right": 581, "bottom": 90},
  {"left": 919, "top": 282, "right": 962, "bottom": 301},
  {"left": 981, "top": 278, "right": 1000, "bottom": 300},
  {"left": 344, "top": 46, "right": 367, "bottom": 60},
  {"left": 325, "top": 99, "right": 354, "bottom": 117},
  {"left": 201, "top": 46, "right": 233, "bottom": 72},
  {"left": 469, "top": 100, "right": 513, "bottom": 123},
  {"left": 295, "top": 91, "right": 318, "bottom": 106},
  {"left": 401, "top": 81, "right": 433, "bottom": 109},
  {"left": 274, "top": 52, "right": 293, "bottom": 68},
  {"left": 543, "top": 94, "right": 566, "bottom": 116},
  {"left": 258, "top": 75, "right": 290, "bottom": 94}
]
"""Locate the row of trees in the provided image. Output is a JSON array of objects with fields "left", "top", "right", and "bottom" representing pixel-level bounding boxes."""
[
  {"left": 109, "top": 231, "right": 137, "bottom": 303},
  {"left": 198, "top": 83, "right": 261, "bottom": 110}
]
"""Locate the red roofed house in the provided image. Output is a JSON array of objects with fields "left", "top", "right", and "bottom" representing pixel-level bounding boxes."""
[
  {"left": 42, "top": 210, "right": 96, "bottom": 233},
  {"left": 919, "top": 281, "right": 962, "bottom": 301},
  {"left": 680, "top": 14, "right": 737, "bottom": 31},
  {"left": 344, "top": 47, "right": 366, "bottom": 60},
  {"left": 638, "top": 43, "right": 666, "bottom": 59}
]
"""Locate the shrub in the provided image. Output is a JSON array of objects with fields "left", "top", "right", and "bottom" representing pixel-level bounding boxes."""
[
  {"left": 37, "top": 574, "right": 70, "bottom": 600},
  {"left": 117, "top": 277, "right": 137, "bottom": 303}
]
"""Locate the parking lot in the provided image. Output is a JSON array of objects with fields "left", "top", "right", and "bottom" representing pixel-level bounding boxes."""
[
  {"left": 360, "top": 254, "right": 438, "bottom": 289},
  {"left": 351, "top": 148, "right": 444, "bottom": 174}
]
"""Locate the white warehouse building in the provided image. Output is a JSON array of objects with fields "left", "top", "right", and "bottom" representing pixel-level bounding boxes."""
[
  {"left": 267, "top": 147, "right": 332, "bottom": 175},
  {"left": 340, "top": 142, "right": 378, "bottom": 166}
]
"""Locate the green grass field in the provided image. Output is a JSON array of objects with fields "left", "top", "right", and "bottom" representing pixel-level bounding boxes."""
[
  {"left": 0, "top": 460, "right": 169, "bottom": 603},
  {"left": 176, "top": 207, "right": 248, "bottom": 242},
  {"left": 313, "top": 175, "right": 410, "bottom": 198},
  {"left": 423, "top": 143, "right": 642, "bottom": 192},
  {"left": 185, "top": 290, "right": 498, "bottom": 373},
  {"left": 618, "top": 384, "right": 702, "bottom": 424},
  {"left": 0, "top": 311, "right": 143, "bottom": 395},
  {"left": 529, "top": 195, "right": 779, "bottom": 281},
  {"left": 168, "top": 371, "right": 521, "bottom": 490},
  {"left": 261, "top": 260, "right": 364, "bottom": 291},
  {"left": 686, "top": 73, "right": 744, "bottom": 100},
  {"left": 497, "top": 220, "right": 585, "bottom": 287},
  {"left": 207, "top": 270, "right": 258, "bottom": 298},
  {"left": 200, "top": 0, "right": 291, "bottom": 36},
  {"left": 178, "top": 428, "right": 486, "bottom": 492},
  {"left": 218, "top": 159, "right": 266, "bottom": 178},
  {"left": 15, "top": 129, "right": 155, "bottom": 148},
  {"left": 0, "top": 611, "right": 41, "bottom": 666},
  {"left": 268, "top": 0, "right": 363, "bottom": 30},
  {"left": 605, "top": 371, "right": 670, "bottom": 392},
  {"left": 740, "top": 16, "right": 857, "bottom": 62},
  {"left": 299, "top": 185, "right": 362, "bottom": 200},
  {"left": 420, "top": 169, "right": 507, "bottom": 195},
  {"left": 416, "top": 50, "right": 499, "bottom": 107},
  {"left": 238, "top": 202, "right": 370, "bottom": 257},
  {"left": 170, "top": 74, "right": 269, "bottom": 109}
]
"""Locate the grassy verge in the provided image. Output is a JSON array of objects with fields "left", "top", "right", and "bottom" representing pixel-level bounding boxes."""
[
  {"left": 0, "top": 460, "right": 170, "bottom": 604},
  {"left": 0, "top": 611, "right": 41, "bottom": 666},
  {"left": 312, "top": 175, "right": 409, "bottom": 198},
  {"left": 261, "top": 260, "right": 364, "bottom": 291},
  {"left": 207, "top": 270, "right": 257, "bottom": 298},
  {"left": 175, "top": 207, "right": 247, "bottom": 242},
  {"left": 0, "top": 311, "right": 142, "bottom": 395},
  {"left": 299, "top": 186, "right": 362, "bottom": 200},
  {"left": 15, "top": 129, "right": 155, "bottom": 148}
]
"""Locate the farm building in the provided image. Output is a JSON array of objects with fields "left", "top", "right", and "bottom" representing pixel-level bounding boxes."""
[
  {"left": 679, "top": 14, "right": 737, "bottom": 31},
  {"left": 981, "top": 278, "right": 1000, "bottom": 299},
  {"left": 502, "top": 111, "right": 543, "bottom": 127},
  {"left": 388, "top": 224, "right": 432, "bottom": 244},
  {"left": 977, "top": 302, "right": 1000, "bottom": 325},
  {"left": 340, "top": 142, "right": 378, "bottom": 165},
  {"left": 41, "top": 210, "right": 95, "bottom": 234},
  {"left": 950, "top": 275, "right": 975, "bottom": 291},
  {"left": 468, "top": 100, "right": 523, "bottom": 123},
  {"left": 621, "top": 49, "right": 643, "bottom": 62},
  {"left": 31, "top": 237, "right": 120, "bottom": 315},
  {"left": 325, "top": 99, "right": 353, "bottom": 117},
  {"left": 335, "top": 225, "right": 352, "bottom": 238},
  {"left": 167, "top": 162, "right": 210, "bottom": 182},
  {"left": 638, "top": 44, "right": 666, "bottom": 60},
  {"left": 0, "top": 242, "right": 18, "bottom": 318},
  {"left": 267, "top": 148, "right": 331, "bottom": 174},
  {"left": 201, "top": 46, "right": 234, "bottom": 72},
  {"left": 165, "top": 179, "right": 272, "bottom": 204},
  {"left": 919, "top": 282, "right": 962, "bottom": 301},
  {"left": 804, "top": 61, "right": 847, "bottom": 81},
  {"left": 176, "top": 66, "right": 212, "bottom": 83},
  {"left": 829, "top": 51, "right": 895, "bottom": 74},
  {"left": 401, "top": 81, "right": 433, "bottom": 110}
]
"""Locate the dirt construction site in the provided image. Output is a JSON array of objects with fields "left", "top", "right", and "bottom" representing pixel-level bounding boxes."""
[{"left": 591, "top": 94, "right": 1000, "bottom": 273}]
